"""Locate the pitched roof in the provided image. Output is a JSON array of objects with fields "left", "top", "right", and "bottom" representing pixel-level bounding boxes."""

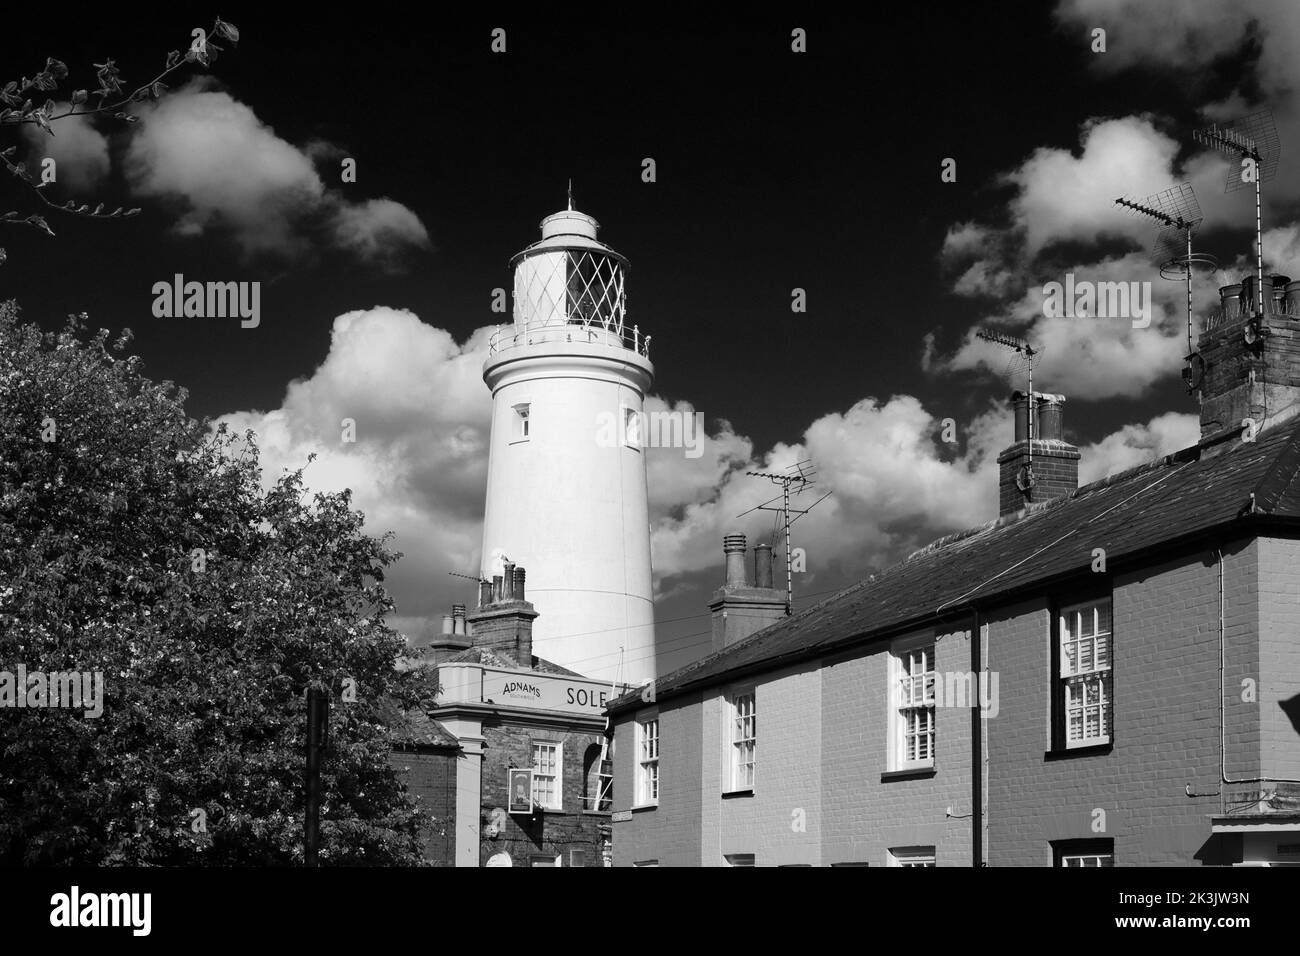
[
  {"left": 611, "top": 415, "right": 1300, "bottom": 713},
  {"left": 440, "top": 645, "right": 586, "bottom": 677},
  {"left": 377, "top": 697, "right": 461, "bottom": 748}
]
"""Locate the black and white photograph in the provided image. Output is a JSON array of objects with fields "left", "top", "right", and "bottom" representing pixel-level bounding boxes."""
[{"left": 1, "top": 2, "right": 1296, "bottom": 937}]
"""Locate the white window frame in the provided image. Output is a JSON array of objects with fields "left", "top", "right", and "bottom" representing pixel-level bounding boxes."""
[
  {"left": 1060, "top": 851, "right": 1114, "bottom": 867},
  {"left": 511, "top": 403, "right": 531, "bottom": 443},
  {"left": 635, "top": 713, "right": 659, "bottom": 807},
  {"left": 728, "top": 690, "right": 756, "bottom": 792},
  {"left": 531, "top": 741, "right": 562, "bottom": 811},
  {"left": 888, "top": 637, "right": 936, "bottom": 771},
  {"left": 1058, "top": 598, "right": 1112, "bottom": 749},
  {"left": 888, "top": 847, "right": 936, "bottom": 867}
]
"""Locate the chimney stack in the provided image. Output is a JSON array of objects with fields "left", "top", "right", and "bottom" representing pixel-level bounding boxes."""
[
  {"left": 1197, "top": 270, "right": 1300, "bottom": 442},
  {"left": 996, "top": 390, "right": 1080, "bottom": 517},
  {"left": 466, "top": 564, "right": 539, "bottom": 669},
  {"left": 422, "top": 605, "right": 472, "bottom": 664},
  {"left": 709, "top": 534, "right": 787, "bottom": 653}
]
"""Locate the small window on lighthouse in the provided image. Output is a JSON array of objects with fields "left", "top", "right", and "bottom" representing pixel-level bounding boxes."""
[
  {"left": 623, "top": 406, "right": 641, "bottom": 449},
  {"left": 513, "top": 404, "right": 530, "bottom": 442}
]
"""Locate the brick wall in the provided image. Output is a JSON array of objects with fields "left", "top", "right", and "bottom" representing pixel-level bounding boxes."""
[
  {"left": 612, "top": 692, "right": 703, "bottom": 866},
  {"left": 609, "top": 536, "right": 1277, "bottom": 867},
  {"left": 1197, "top": 313, "right": 1300, "bottom": 437},
  {"left": 997, "top": 440, "right": 1080, "bottom": 516},
  {"left": 389, "top": 748, "right": 458, "bottom": 865},
  {"left": 1257, "top": 535, "right": 1300, "bottom": 782},
  {"left": 986, "top": 542, "right": 1257, "bottom": 866},
  {"left": 707, "top": 662, "right": 823, "bottom": 866},
  {"left": 478, "top": 720, "right": 609, "bottom": 866},
  {"left": 821, "top": 625, "right": 974, "bottom": 866}
]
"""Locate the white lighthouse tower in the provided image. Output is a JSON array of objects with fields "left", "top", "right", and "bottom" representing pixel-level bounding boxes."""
[{"left": 479, "top": 197, "right": 656, "bottom": 684}]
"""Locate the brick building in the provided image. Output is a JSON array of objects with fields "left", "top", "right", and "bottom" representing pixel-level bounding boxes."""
[
  {"left": 385, "top": 706, "right": 460, "bottom": 864},
  {"left": 607, "top": 277, "right": 1300, "bottom": 866},
  {"left": 402, "top": 565, "right": 626, "bottom": 866}
]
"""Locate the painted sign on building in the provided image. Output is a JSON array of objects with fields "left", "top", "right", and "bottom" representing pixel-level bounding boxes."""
[{"left": 481, "top": 668, "right": 625, "bottom": 716}]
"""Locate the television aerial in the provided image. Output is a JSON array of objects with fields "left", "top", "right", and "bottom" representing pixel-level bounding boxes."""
[
  {"left": 735, "top": 459, "right": 831, "bottom": 615},
  {"left": 976, "top": 327, "right": 1041, "bottom": 498},
  {"left": 1113, "top": 182, "right": 1216, "bottom": 391},
  {"left": 1194, "top": 109, "right": 1281, "bottom": 331}
]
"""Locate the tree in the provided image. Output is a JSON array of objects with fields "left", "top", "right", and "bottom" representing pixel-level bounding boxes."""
[
  {"left": 0, "top": 301, "right": 440, "bottom": 864},
  {"left": 0, "top": 17, "right": 238, "bottom": 251}
]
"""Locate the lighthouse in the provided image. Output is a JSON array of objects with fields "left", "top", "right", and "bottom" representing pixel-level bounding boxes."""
[{"left": 479, "top": 198, "right": 656, "bottom": 684}]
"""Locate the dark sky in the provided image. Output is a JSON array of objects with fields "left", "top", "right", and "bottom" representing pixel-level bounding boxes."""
[{"left": 2, "top": 5, "right": 1226, "bottom": 446}]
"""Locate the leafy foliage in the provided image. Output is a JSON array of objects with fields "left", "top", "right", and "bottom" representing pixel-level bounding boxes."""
[
  {"left": 0, "top": 17, "right": 238, "bottom": 257},
  {"left": 0, "top": 302, "right": 439, "bottom": 864}
]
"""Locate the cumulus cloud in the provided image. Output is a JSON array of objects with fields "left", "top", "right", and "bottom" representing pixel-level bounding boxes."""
[
  {"left": 215, "top": 307, "right": 1208, "bottom": 643},
  {"left": 20, "top": 105, "right": 110, "bottom": 192},
  {"left": 932, "top": 1, "right": 1300, "bottom": 402},
  {"left": 214, "top": 307, "right": 495, "bottom": 637},
  {"left": 1057, "top": 0, "right": 1300, "bottom": 210},
  {"left": 649, "top": 396, "right": 1012, "bottom": 588},
  {"left": 123, "top": 80, "right": 428, "bottom": 266},
  {"left": 934, "top": 250, "right": 1206, "bottom": 401},
  {"left": 331, "top": 198, "right": 431, "bottom": 274},
  {"left": 1077, "top": 411, "right": 1200, "bottom": 483},
  {"left": 1006, "top": 116, "right": 1181, "bottom": 256}
]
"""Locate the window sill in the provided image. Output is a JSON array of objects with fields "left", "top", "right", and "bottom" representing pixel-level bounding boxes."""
[
  {"left": 722, "top": 789, "right": 754, "bottom": 800},
  {"left": 631, "top": 803, "right": 657, "bottom": 813},
  {"left": 1045, "top": 742, "right": 1113, "bottom": 761},
  {"left": 508, "top": 438, "right": 530, "bottom": 446},
  {"left": 881, "top": 767, "right": 936, "bottom": 782}
]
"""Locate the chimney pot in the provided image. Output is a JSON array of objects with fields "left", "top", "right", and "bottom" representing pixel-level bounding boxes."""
[
  {"left": 1243, "top": 275, "right": 1275, "bottom": 316},
  {"left": 513, "top": 566, "right": 526, "bottom": 603},
  {"left": 452, "top": 604, "right": 467, "bottom": 636},
  {"left": 754, "top": 544, "right": 774, "bottom": 589},
  {"left": 1036, "top": 394, "right": 1065, "bottom": 442},
  {"left": 1220, "top": 283, "right": 1242, "bottom": 322},
  {"left": 441, "top": 613, "right": 455, "bottom": 636},
  {"left": 723, "top": 533, "right": 748, "bottom": 587},
  {"left": 1285, "top": 280, "right": 1300, "bottom": 316},
  {"left": 492, "top": 574, "right": 503, "bottom": 603},
  {"left": 478, "top": 579, "right": 492, "bottom": 608},
  {"left": 502, "top": 562, "right": 515, "bottom": 600}
]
